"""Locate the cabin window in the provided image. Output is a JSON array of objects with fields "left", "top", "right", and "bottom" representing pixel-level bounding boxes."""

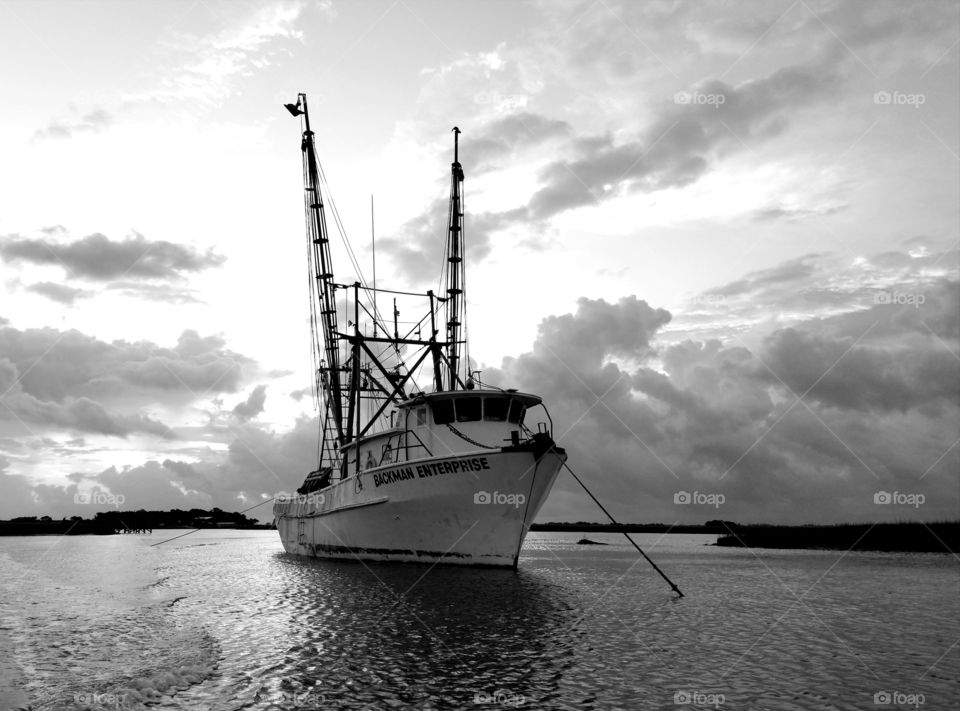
[
  {"left": 456, "top": 397, "right": 482, "bottom": 422},
  {"left": 416, "top": 407, "right": 427, "bottom": 426},
  {"left": 431, "top": 399, "right": 455, "bottom": 425},
  {"left": 484, "top": 397, "right": 508, "bottom": 422},
  {"left": 508, "top": 399, "right": 525, "bottom": 424}
]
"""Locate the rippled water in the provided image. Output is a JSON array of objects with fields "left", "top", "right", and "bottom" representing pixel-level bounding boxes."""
[{"left": 1, "top": 530, "right": 957, "bottom": 710}]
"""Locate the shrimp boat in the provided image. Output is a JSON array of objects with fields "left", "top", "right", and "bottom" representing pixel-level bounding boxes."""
[{"left": 273, "top": 94, "right": 566, "bottom": 568}]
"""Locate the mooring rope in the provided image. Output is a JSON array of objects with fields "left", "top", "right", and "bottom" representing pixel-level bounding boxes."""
[{"left": 561, "top": 460, "right": 684, "bottom": 598}]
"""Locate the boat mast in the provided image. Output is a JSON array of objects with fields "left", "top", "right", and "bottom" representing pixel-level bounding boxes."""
[
  {"left": 445, "top": 127, "right": 466, "bottom": 391},
  {"left": 286, "top": 94, "right": 346, "bottom": 453}
]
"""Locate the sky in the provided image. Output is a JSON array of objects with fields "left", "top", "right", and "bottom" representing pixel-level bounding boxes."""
[{"left": 0, "top": 0, "right": 957, "bottom": 526}]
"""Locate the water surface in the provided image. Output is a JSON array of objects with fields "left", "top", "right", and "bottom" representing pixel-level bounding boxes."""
[{"left": 1, "top": 531, "right": 956, "bottom": 709}]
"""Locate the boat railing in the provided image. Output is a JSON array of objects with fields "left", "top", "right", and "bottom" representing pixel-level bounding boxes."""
[
  {"left": 402, "top": 429, "right": 434, "bottom": 460},
  {"left": 522, "top": 402, "right": 555, "bottom": 440},
  {"left": 365, "top": 429, "right": 435, "bottom": 468}
]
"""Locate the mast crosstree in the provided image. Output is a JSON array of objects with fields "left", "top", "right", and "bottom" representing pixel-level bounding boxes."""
[{"left": 287, "top": 95, "right": 467, "bottom": 477}]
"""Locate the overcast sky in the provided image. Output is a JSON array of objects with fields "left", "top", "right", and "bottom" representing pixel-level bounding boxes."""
[{"left": 0, "top": 0, "right": 957, "bottom": 526}]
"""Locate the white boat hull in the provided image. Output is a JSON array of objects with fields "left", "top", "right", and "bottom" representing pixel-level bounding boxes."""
[{"left": 274, "top": 447, "right": 565, "bottom": 568}]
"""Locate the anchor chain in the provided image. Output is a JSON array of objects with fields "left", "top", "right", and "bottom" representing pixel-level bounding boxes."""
[{"left": 445, "top": 423, "right": 500, "bottom": 450}]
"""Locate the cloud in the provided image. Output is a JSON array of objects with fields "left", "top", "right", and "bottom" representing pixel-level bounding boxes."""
[
  {"left": 0, "top": 325, "right": 256, "bottom": 407},
  {"left": 759, "top": 324, "right": 958, "bottom": 413},
  {"left": 104, "top": 281, "right": 202, "bottom": 304},
  {"left": 519, "top": 63, "right": 841, "bottom": 222},
  {"left": 136, "top": 2, "right": 307, "bottom": 107},
  {"left": 752, "top": 204, "right": 849, "bottom": 223},
  {"left": 0, "top": 231, "right": 225, "bottom": 281},
  {"left": 469, "top": 112, "right": 571, "bottom": 171},
  {"left": 0, "top": 415, "right": 321, "bottom": 520},
  {"left": 376, "top": 200, "right": 513, "bottom": 284},
  {"left": 484, "top": 253, "right": 958, "bottom": 525},
  {"left": 32, "top": 108, "right": 112, "bottom": 141},
  {"left": 25, "top": 282, "right": 91, "bottom": 305},
  {"left": 289, "top": 387, "right": 312, "bottom": 402},
  {"left": 232, "top": 385, "right": 267, "bottom": 422},
  {"left": 0, "top": 358, "right": 175, "bottom": 439},
  {"left": 679, "top": 243, "right": 960, "bottom": 341},
  {"left": 707, "top": 254, "right": 827, "bottom": 298}
]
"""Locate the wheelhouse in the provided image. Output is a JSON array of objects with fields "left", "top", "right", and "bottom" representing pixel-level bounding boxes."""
[{"left": 405, "top": 390, "right": 543, "bottom": 428}]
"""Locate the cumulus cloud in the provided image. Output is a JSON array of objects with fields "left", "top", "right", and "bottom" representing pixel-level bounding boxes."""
[
  {"left": 0, "top": 231, "right": 225, "bottom": 281},
  {"left": 0, "top": 325, "right": 256, "bottom": 430},
  {"left": 485, "top": 252, "right": 958, "bottom": 525},
  {"left": 0, "top": 358, "right": 175, "bottom": 439}
]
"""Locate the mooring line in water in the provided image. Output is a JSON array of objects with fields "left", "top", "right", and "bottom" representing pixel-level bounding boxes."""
[
  {"left": 150, "top": 497, "right": 277, "bottom": 547},
  {"left": 562, "top": 461, "right": 685, "bottom": 598}
]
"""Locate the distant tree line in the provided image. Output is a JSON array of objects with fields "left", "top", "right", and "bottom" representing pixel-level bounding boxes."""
[{"left": 1, "top": 508, "right": 274, "bottom": 535}]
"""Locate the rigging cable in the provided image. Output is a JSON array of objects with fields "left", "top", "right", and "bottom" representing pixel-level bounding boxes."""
[
  {"left": 313, "top": 149, "right": 424, "bottom": 394},
  {"left": 460, "top": 178, "right": 469, "bottom": 386}
]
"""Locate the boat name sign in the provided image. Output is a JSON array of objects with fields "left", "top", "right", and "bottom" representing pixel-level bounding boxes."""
[{"left": 372, "top": 456, "right": 492, "bottom": 488}]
